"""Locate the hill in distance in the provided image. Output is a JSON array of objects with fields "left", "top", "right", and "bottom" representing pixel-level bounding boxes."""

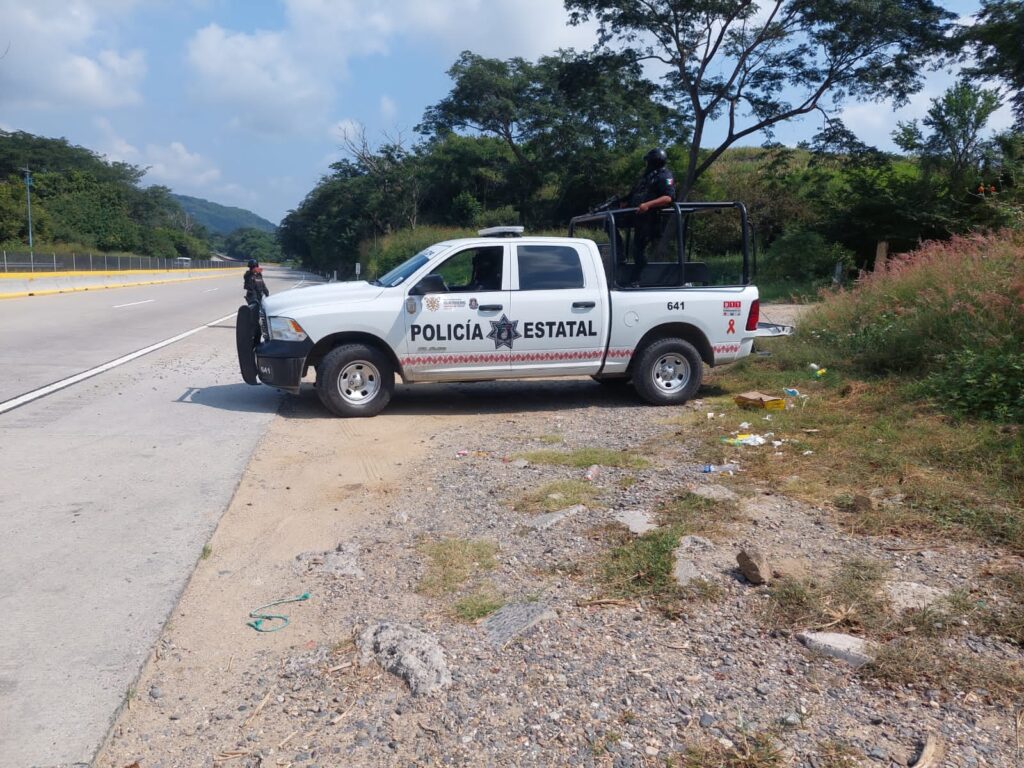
[{"left": 171, "top": 193, "right": 277, "bottom": 236}]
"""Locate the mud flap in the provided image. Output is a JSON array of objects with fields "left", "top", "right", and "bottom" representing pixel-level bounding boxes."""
[{"left": 236, "top": 304, "right": 260, "bottom": 385}]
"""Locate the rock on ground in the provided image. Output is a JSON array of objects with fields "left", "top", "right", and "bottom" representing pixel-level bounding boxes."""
[
  {"left": 673, "top": 535, "right": 715, "bottom": 586},
  {"left": 613, "top": 509, "right": 657, "bottom": 534},
  {"left": 484, "top": 602, "right": 557, "bottom": 648},
  {"left": 884, "top": 581, "right": 948, "bottom": 613},
  {"left": 525, "top": 504, "right": 584, "bottom": 531},
  {"left": 796, "top": 631, "right": 874, "bottom": 668},
  {"left": 356, "top": 622, "right": 451, "bottom": 696},
  {"left": 737, "top": 546, "right": 771, "bottom": 585}
]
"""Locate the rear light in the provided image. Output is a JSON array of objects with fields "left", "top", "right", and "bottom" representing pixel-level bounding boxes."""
[{"left": 745, "top": 299, "right": 759, "bottom": 331}]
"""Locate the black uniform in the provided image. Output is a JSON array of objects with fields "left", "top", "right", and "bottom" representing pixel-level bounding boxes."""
[
  {"left": 243, "top": 268, "right": 270, "bottom": 305},
  {"left": 625, "top": 166, "right": 675, "bottom": 284}
]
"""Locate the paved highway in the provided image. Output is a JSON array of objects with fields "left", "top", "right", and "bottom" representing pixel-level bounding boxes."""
[{"left": 0, "top": 268, "right": 316, "bottom": 767}]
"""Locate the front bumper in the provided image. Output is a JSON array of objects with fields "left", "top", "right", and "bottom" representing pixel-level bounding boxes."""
[{"left": 255, "top": 339, "right": 313, "bottom": 393}]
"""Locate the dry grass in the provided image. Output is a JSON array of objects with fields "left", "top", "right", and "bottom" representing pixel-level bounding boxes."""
[
  {"left": 514, "top": 479, "right": 599, "bottom": 513},
  {"left": 686, "top": 364, "right": 1024, "bottom": 552},
  {"left": 864, "top": 637, "right": 1024, "bottom": 705},
  {"left": 813, "top": 740, "right": 863, "bottom": 768},
  {"left": 521, "top": 447, "right": 650, "bottom": 469},
  {"left": 676, "top": 732, "right": 785, "bottom": 768},
  {"left": 765, "top": 558, "right": 891, "bottom": 635},
  {"left": 417, "top": 538, "right": 498, "bottom": 596}
]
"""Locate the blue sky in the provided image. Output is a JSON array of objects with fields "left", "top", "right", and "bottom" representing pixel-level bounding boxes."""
[{"left": 0, "top": 0, "right": 1013, "bottom": 225}]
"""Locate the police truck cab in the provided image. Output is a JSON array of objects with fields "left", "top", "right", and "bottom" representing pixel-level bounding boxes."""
[{"left": 237, "top": 202, "right": 789, "bottom": 417}]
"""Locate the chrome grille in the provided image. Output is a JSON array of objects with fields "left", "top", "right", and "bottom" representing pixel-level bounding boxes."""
[{"left": 259, "top": 309, "right": 269, "bottom": 341}]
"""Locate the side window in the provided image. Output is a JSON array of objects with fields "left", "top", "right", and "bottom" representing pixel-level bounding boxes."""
[
  {"left": 517, "top": 245, "right": 585, "bottom": 290},
  {"left": 432, "top": 246, "right": 503, "bottom": 292}
]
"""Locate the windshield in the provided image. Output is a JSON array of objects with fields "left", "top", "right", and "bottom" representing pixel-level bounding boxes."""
[{"left": 374, "top": 246, "right": 444, "bottom": 287}]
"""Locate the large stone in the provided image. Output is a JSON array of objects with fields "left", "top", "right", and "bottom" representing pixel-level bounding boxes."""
[
  {"left": 689, "top": 484, "right": 739, "bottom": 503},
  {"left": 884, "top": 581, "right": 948, "bottom": 613},
  {"left": 484, "top": 602, "right": 556, "bottom": 648},
  {"left": 673, "top": 535, "right": 715, "bottom": 586},
  {"left": 356, "top": 622, "right": 451, "bottom": 696},
  {"left": 295, "top": 543, "right": 364, "bottom": 579},
  {"left": 737, "top": 546, "right": 771, "bottom": 585},
  {"left": 525, "top": 504, "right": 585, "bottom": 530},
  {"left": 796, "top": 631, "right": 874, "bottom": 668},
  {"left": 614, "top": 509, "right": 657, "bottom": 535}
]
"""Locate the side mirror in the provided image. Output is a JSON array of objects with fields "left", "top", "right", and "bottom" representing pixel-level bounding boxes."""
[{"left": 410, "top": 274, "right": 446, "bottom": 295}]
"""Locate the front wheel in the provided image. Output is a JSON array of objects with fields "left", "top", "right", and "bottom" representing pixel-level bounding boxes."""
[
  {"left": 316, "top": 344, "right": 395, "bottom": 417},
  {"left": 632, "top": 338, "right": 703, "bottom": 406}
]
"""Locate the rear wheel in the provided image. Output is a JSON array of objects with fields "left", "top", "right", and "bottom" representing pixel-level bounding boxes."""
[
  {"left": 316, "top": 344, "right": 394, "bottom": 417},
  {"left": 632, "top": 338, "right": 702, "bottom": 406}
]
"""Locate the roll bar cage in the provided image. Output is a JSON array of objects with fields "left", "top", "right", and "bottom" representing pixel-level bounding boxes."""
[{"left": 568, "top": 201, "right": 751, "bottom": 287}]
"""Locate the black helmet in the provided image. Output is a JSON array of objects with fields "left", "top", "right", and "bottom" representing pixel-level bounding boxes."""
[
  {"left": 247, "top": 259, "right": 258, "bottom": 268},
  {"left": 644, "top": 147, "right": 667, "bottom": 171}
]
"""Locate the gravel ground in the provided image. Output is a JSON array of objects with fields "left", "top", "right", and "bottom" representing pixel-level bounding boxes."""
[{"left": 100, "top": 374, "right": 1022, "bottom": 768}]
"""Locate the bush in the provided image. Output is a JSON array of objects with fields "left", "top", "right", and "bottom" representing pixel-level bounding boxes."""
[
  {"left": 800, "top": 230, "right": 1024, "bottom": 420},
  {"left": 475, "top": 205, "right": 519, "bottom": 228},
  {"left": 362, "top": 225, "right": 475, "bottom": 278},
  {"left": 762, "top": 229, "right": 854, "bottom": 281}
]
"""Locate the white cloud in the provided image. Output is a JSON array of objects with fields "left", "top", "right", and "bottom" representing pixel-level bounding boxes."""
[
  {"left": 0, "top": 1, "right": 146, "bottom": 109},
  {"left": 328, "top": 118, "right": 363, "bottom": 144},
  {"left": 95, "top": 118, "right": 221, "bottom": 189},
  {"left": 184, "top": 0, "right": 597, "bottom": 136},
  {"left": 379, "top": 95, "right": 397, "bottom": 123}
]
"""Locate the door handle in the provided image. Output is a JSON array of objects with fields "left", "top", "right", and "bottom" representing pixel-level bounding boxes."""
[
  {"left": 572, "top": 301, "right": 596, "bottom": 309},
  {"left": 478, "top": 304, "right": 503, "bottom": 311}
]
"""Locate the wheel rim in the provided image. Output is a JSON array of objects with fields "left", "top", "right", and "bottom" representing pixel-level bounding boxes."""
[
  {"left": 337, "top": 360, "right": 381, "bottom": 405},
  {"left": 651, "top": 352, "right": 691, "bottom": 393}
]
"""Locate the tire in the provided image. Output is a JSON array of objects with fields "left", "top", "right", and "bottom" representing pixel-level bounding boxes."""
[
  {"left": 632, "top": 338, "right": 703, "bottom": 406},
  {"left": 316, "top": 343, "right": 394, "bottom": 417},
  {"left": 235, "top": 305, "right": 260, "bottom": 385}
]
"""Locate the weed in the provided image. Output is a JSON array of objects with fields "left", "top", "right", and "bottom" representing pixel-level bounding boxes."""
[
  {"left": 515, "top": 479, "right": 598, "bottom": 513},
  {"left": 766, "top": 557, "right": 890, "bottom": 634},
  {"left": 521, "top": 447, "right": 650, "bottom": 469},
  {"left": 200, "top": 544, "right": 212, "bottom": 560},
  {"left": 536, "top": 433, "right": 564, "bottom": 444},
  {"left": 618, "top": 475, "right": 638, "bottom": 489},
  {"left": 454, "top": 588, "right": 505, "bottom": 622},
  {"left": 659, "top": 492, "right": 740, "bottom": 537},
  {"left": 418, "top": 538, "right": 498, "bottom": 596},
  {"left": 678, "top": 731, "right": 785, "bottom": 768},
  {"left": 601, "top": 527, "right": 681, "bottom": 599},
  {"left": 814, "top": 739, "right": 862, "bottom": 768},
  {"left": 864, "top": 637, "right": 1024, "bottom": 704}
]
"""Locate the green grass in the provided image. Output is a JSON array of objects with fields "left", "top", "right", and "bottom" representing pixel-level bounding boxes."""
[
  {"left": 453, "top": 588, "right": 505, "bottom": 621},
  {"left": 515, "top": 479, "right": 599, "bottom": 513},
  {"left": 417, "top": 538, "right": 498, "bottom": 596},
  {"left": 601, "top": 527, "right": 681, "bottom": 599},
  {"left": 521, "top": 447, "right": 650, "bottom": 469},
  {"left": 659, "top": 492, "right": 740, "bottom": 537},
  {"left": 200, "top": 544, "right": 212, "bottom": 560}
]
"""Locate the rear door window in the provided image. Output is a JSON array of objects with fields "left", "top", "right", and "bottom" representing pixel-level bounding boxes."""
[{"left": 516, "top": 245, "right": 585, "bottom": 290}]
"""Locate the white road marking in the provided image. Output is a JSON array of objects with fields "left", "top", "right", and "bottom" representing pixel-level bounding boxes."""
[
  {"left": 113, "top": 299, "right": 155, "bottom": 308},
  {"left": 0, "top": 312, "right": 237, "bottom": 415},
  {"left": 204, "top": 287, "right": 220, "bottom": 292}
]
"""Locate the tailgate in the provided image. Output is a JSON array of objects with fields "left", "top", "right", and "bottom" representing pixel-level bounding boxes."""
[{"left": 753, "top": 321, "right": 793, "bottom": 337}]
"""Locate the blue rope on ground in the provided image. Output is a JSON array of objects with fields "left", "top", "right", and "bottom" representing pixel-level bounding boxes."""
[{"left": 246, "top": 591, "right": 311, "bottom": 632}]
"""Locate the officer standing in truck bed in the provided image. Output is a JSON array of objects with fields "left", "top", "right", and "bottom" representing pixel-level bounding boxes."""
[{"left": 625, "top": 148, "right": 675, "bottom": 286}]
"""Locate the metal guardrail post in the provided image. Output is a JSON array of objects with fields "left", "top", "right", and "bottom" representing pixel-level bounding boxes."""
[
  {"left": 2, "top": 250, "right": 5, "bottom": 272},
  {"left": 89, "top": 253, "right": 93, "bottom": 270},
  {"left": 53, "top": 252, "right": 56, "bottom": 271},
  {"left": 30, "top": 252, "right": 34, "bottom": 272},
  {"left": 72, "top": 252, "right": 76, "bottom": 271}
]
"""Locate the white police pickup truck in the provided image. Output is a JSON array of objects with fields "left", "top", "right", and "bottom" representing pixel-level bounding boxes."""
[{"left": 238, "top": 202, "right": 790, "bottom": 417}]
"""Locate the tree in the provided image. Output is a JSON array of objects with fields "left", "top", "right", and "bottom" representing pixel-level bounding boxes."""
[
  {"left": 963, "top": 0, "right": 1024, "bottom": 129},
  {"left": 565, "top": 0, "right": 956, "bottom": 200},
  {"left": 893, "top": 80, "right": 1002, "bottom": 191}
]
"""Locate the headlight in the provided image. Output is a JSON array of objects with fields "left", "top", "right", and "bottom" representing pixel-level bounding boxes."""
[{"left": 268, "top": 316, "right": 308, "bottom": 342}]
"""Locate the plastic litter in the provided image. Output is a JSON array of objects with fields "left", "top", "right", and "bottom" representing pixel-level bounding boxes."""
[
  {"left": 722, "top": 434, "right": 767, "bottom": 447},
  {"left": 456, "top": 450, "right": 469, "bottom": 457},
  {"left": 702, "top": 463, "right": 740, "bottom": 474},
  {"left": 783, "top": 388, "right": 800, "bottom": 397},
  {"left": 802, "top": 450, "right": 814, "bottom": 456},
  {"left": 739, "top": 421, "right": 751, "bottom": 429}
]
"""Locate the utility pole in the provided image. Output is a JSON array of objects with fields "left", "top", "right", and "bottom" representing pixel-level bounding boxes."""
[{"left": 19, "top": 167, "right": 34, "bottom": 256}]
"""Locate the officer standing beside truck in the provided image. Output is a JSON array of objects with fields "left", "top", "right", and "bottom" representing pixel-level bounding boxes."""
[{"left": 243, "top": 259, "right": 270, "bottom": 306}]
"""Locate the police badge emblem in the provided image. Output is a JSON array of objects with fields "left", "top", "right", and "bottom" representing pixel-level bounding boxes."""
[{"left": 469, "top": 298, "right": 478, "bottom": 310}]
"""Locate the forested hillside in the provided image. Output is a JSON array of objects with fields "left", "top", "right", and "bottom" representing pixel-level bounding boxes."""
[
  {"left": 0, "top": 130, "right": 210, "bottom": 259},
  {"left": 171, "top": 193, "right": 276, "bottom": 236}
]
